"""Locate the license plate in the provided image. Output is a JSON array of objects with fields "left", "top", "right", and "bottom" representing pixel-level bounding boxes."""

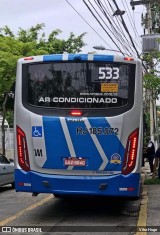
[{"left": 64, "top": 158, "right": 86, "bottom": 166}]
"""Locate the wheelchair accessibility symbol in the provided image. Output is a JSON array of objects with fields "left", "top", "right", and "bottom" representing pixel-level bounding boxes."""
[{"left": 32, "top": 126, "right": 42, "bottom": 137}]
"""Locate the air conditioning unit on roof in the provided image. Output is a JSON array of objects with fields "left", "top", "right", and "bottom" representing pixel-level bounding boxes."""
[{"left": 142, "top": 34, "right": 160, "bottom": 53}]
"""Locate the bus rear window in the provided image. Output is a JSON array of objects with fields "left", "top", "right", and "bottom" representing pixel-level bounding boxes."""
[{"left": 26, "top": 62, "right": 134, "bottom": 109}]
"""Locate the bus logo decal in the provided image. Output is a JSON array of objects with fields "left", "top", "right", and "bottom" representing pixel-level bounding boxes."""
[
  {"left": 32, "top": 126, "right": 42, "bottom": 137},
  {"left": 110, "top": 153, "right": 121, "bottom": 164}
]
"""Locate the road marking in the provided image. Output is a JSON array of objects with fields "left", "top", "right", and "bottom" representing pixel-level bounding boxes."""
[
  {"left": 0, "top": 194, "right": 53, "bottom": 226},
  {"left": 136, "top": 176, "right": 148, "bottom": 235}
]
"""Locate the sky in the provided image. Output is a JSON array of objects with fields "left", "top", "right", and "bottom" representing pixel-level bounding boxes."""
[{"left": 0, "top": 0, "right": 145, "bottom": 55}]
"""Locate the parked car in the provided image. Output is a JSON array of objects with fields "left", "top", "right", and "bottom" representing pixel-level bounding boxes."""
[{"left": 0, "top": 153, "right": 14, "bottom": 188}]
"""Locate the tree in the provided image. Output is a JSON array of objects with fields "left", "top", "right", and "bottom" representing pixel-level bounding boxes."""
[
  {"left": 0, "top": 36, "right": 21, "bottom": 154},
  {"left": 143, "top": 50, "right": 160, "bottom": 98},
  {"left": 143, "top": 50, "right": 160, "bottom": 142},
  {"left": 0, "top": 24, "right": 86, "bottom": 155}
]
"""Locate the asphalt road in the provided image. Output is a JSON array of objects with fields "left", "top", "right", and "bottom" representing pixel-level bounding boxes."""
[{"left": 0, "top": 185, "right": 142, "bottom": 235}]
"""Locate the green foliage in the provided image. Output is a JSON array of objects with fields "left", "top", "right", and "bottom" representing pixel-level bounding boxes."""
[
  {"left": 0, "top": 23, "right": 86, "bottom": 153},
  {"left": 144, "top": 73, "right": 160, "bottom": 98},
  {"left": 151, "top": 2, "right": 160, "bottom": 14},
  {"left": 143, "top": 50, "right": 160, "bottom": 98},
  {"left": 0, "top": 23, "right": 86, "bottom": 110},
  {"left": 0, "top": 23, "right": 86, "bottom": 97},
  {"left": 0, "top": 26, "right": 14, "bottom": 37},
  {"left": 0, "top": 51, "right": 18, "bottom": 96},
  {"left": 64, "top": 32, "right": 86, "bottom": 53},
  {"left": 5, "top": 110, "right": 14, "bottom": 127},
  {"left": 144, "top": 112, "right": 150, "bottom": 141},
  {"left": 17, "top": 23, "right": 45, "bottom": 42}
]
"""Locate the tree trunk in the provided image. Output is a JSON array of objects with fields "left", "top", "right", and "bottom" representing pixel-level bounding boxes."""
[{"left": 1, "top": 92, "right": 8, "bottom": 156}]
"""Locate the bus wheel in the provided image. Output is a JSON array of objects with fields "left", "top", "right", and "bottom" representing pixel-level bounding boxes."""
[
  {"left": 11, "top": 182, "right": 15, "bottom": 189},
  {"left": 53, "top": 194, "right": 62, "bottom": 198},
  {"left": 53, "top": 194, "right": 71, "bottom": 198}
]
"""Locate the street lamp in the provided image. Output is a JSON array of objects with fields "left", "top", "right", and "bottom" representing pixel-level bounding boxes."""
[
  {"left": 93, "top": 45, "right": 123, "bottom": 54},
  {"left": 93, "top": 45, "right": 132, "bottom": 57}
]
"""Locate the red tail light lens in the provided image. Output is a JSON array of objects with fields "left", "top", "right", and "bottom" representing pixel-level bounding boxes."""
[
  {"left": 70, "top": 110, "right": 83, "bottom": 116},
  {"left": 124, "top": 57, "right": 134, "bottom": 61},
  {"left": 122, "top": 129, "right": 139, "bottom": 175},
  {"left": 17, "top": 126, "right": 30, "bottom": 171},
  {"left": 24, "top": 57, "right": 34, "bottom": 61}
]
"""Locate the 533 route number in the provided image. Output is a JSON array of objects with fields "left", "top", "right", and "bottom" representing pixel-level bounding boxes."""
[{"left": 99, "top": 67, "right": 119, "bottom": 80}]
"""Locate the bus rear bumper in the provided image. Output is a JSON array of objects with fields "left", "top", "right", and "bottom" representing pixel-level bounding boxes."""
[{"left": 15, "top": 169, "right": 141, "bottom": 197}]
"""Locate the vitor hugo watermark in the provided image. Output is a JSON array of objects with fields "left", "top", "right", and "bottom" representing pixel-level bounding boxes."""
[{"left": 138, "top": 227, "right": 159, "bottom": 232}]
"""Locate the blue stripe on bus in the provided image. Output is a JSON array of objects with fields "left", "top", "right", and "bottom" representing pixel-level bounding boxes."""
[
  {"left": 88, "top": 118, "right": 125, "bottom": 171},
  {"left": 43, "top": 55, "right": 62, "bottom": 61},
  {"left": 42, "top": 117, "right": 124, "bottom": 171},
  {"left": 93, "top": 55, "right": 114, "bottom": 61},
  {"left": 68, "top": 54, "right": 88, "bottom": 61},
  {"left": 43, "top": 54, "right": 114, "bottom": 62},
  {"left": 42, "top": 117, "right": 70, "bottom": 169},
  {"left": 65, "top": 118, "right": 103, "bottom": 170}
]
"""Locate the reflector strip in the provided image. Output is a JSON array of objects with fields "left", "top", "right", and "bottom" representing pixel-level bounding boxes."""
[
  {"left": 119, "top": 188, "right": 127, "bottom": 191},
  {"left": 24, "top": 183, "right": 31, "bottom": 187},
  {"left": 119, "top": 188, "right": 135, "bottom": 191}
]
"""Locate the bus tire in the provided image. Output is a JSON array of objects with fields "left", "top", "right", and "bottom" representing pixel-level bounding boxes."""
[
  {"left": 11, "top": 182, "right": 15, "bottom": 189},
  {"left": 53, "top": 194, "right": 62, "bottom": 198}
]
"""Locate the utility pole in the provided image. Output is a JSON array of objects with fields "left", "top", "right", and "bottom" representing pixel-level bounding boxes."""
[
  {"left": 146, "top": 2, "right": 156, "bottom": 145},
  {"left": 130, "top": 0, "right": 159, "bottom": 148}
]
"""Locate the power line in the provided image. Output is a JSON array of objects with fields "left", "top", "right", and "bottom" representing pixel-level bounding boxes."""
[
  {"left": 97, "top": 0, "right": 136, "bottom": 56},
  {"left": 105, "top": 0, "right": 137, "bottom": 56},
  {"left": 83, "top": 0, "right": 125, "bottom": 55},
  {"left": 112, "top": 0, "right": 140, "bottom": 58},
  {"left": 65, "top": 0, "right": 115, "bottom": 51},
  {"left": 88, "top": 0, "right": 130, "bottom": 55},
  {"left": 123, "top": 0, "right": 142, "bottom": 47},
  {"left": 112, "top": 0, "right": 148, "bottom": 72},
  {"left": 106, "top": 0, "right": 141, "bottom": 53}
]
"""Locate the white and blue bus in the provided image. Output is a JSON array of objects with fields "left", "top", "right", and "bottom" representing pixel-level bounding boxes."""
[{"left": 14, "top": 53, "right": 143, "bottom": 198}]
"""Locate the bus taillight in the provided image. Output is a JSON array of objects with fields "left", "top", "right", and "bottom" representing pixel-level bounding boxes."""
[
  {"left": 122, "top": 129, "right": 139, "bottom": 175},
  {"left": 124, "top": 57, "right": 134, "bottom": 61},
  {"left": 17, "top": 126, "right": 30, "bottom": 171},
  {"left": 70, "top": 110, "right": 83, "bottom": 116}
]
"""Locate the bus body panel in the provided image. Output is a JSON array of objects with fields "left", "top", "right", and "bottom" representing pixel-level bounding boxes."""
[
  {"left": 15, "top": 169, "right": 141, "bottom": 197},
  {"left": 14, "top": 54, "right": 143, "bottom": 197},
  {"left": 15, "top": 106, "right": 142, "bottom": 176}
]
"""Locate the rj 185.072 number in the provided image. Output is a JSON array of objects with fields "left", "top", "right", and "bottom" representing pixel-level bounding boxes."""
[{"left": 76, "top": 127, "right": 119, "bottom": 135}]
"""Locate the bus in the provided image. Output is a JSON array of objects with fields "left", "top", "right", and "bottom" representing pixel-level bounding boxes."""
[{"left": 14, "top": 53, "right": 143, "bottom": 198}]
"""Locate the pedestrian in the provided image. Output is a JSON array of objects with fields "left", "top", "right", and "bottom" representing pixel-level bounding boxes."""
[
  {"left": 154, "top": 146, "right": 160, "bottom": 179},
  {"left": 146, "top": 137, "right": 155, "bottom": 176},
  {"left": 142, "top": 148, "right": 148, "bottom": 167}
]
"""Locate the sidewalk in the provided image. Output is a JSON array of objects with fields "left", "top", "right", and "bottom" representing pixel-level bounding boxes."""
[
  {"left": 141, "top": 161, "right": 160, "bottom": 232},
  {"left": 142, "top": 160, "right": 153, "bottom": 180}
]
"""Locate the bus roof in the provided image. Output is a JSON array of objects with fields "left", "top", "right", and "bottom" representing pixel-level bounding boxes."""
[{"left": 18, "top": 53, "right": 140, "bottom": 64}]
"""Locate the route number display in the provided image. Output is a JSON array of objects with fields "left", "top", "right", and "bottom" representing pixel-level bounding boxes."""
[{"left": 99, "top": 67, "right": 119, "bottom": 80}]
